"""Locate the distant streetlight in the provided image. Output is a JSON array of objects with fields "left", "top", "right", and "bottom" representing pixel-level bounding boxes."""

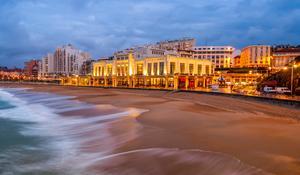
[{"left": 267, "top": 67, "right": 272, "bottom": 76}]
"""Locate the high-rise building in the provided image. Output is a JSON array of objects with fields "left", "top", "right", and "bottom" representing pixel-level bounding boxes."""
[
  {"left": 53, "top": 44, "right": 91, "bottom": 76},
  {"left": 240, "top": 45, "right": 271, "bottom": 68},
  {"left": 193, "top": 46, "right": 235, "bottom": 68}
]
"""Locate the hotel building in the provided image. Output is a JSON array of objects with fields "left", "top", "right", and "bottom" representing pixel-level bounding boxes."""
[
  {"left": 272, "top": 46, "right": 300, "bottom": 71},
  {"left": 61, "top": 51, "right": 213, "bottom": 90},
  {"left": 193, "top": 46, "right": 235, "bottom": 68},
  {"left": 240, "top": 45, "right": 271, "bottom": 68},
  {"left": 39, "top": 44, "right": 91, "bottom": 78},
  {"left": 53, "top": 44, "right": 91, "bottom": 76}
]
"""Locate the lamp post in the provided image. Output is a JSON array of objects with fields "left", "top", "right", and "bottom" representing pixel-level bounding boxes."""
[
  {"left": 284, "top": 62, "right": 298, "bottom": 96},
  {"left": 291, "top": 62, "right": 298, "bottom": 96},
  {"left": 291, "top": 63, "right": 294, "bottom": 96}
]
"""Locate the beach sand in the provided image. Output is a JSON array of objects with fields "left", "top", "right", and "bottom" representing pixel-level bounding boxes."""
[{"left": 1, "top": 83, "right": 300, "bottom": 175}]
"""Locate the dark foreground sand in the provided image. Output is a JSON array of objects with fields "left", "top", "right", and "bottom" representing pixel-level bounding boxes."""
[{"left": 1, "top": 83, "right": 300, "bottom": 175}]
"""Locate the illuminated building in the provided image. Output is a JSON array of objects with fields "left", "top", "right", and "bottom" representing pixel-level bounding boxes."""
[
  {"left": 193, "top": 46, "right": 235, "bottom": 68},
  {"left": 233, "top": 55, "right": 241, "bottom": 67},
  {"left": 0, "top": 67, "right": 24, "bottom": 81},
  {"left": 240, "top": 45, "right": 271, "bottom": 68},
  {"left": 272, "top": 46, "right": 300, "bottom": 71},
  {"left": 61, "top": 51, "right": 213, "bottom": 89}
]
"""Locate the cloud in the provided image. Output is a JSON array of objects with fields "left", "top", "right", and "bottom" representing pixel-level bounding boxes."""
[{"left": 0, "top": 0, "right": 299, "bottom": 67}]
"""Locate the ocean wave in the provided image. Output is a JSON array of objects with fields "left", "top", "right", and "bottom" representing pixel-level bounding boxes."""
[{"left": 0, "top": 88, "right": 146, "bottom": 175}]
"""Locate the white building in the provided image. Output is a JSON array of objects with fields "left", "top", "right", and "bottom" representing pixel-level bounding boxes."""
[
  {"left": 193, "top": 46, "right": 235, "bottom": 68},
  {"left": 53, "top": 44, "right": 91, "bottom": 76},
  {"left": 39, "top": 44, "right": 91, "bottom": 78},
  {"left": 39, "top": 53, "right": 54, "bottom": 78},
  {"left": 114, "top": 45, "right": 178, "bottom": 61}
]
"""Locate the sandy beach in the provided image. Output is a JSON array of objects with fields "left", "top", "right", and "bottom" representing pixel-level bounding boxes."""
[{"left": 1, "top": 83, "right": 300, "bottom": 175}]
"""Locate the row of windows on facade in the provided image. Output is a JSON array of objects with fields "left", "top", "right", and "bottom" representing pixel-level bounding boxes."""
[
  {"left": 194, "top": 47, "right": 233, "bottom": 51},
  {"left": 194, "top": 55, "right": 231, "bottom": 59},
  {"left": 194, "top": 51, "right": 233, "bottom": 54},
  {"left": 211, "top": 60, "right": 231, "bottom": 64},
  {"left": 95, "top": 63, "right": 211, "bottom": 76}
]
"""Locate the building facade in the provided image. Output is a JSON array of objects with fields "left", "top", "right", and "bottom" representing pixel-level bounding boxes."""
[
  {"left": 24, "top": 59, "right": 40, "bottom": 78},
  {"left": 272, "top": 46, "right": 300, "bottom": 70},
  {"left": 240, "top": 45, "right": 271, "bottom": 68},
  {"left": 61, "top": 52, "right": 213, "bottom": 90},
  {"left": 53, "top": 44, "right": 91, "bottom": 76},
  {"left": 156, "top": 38, "right": 195, "bottom": 51},
  {"left": 193, "top": 46, "right": 235, "bottom": 68},
  {"left": 39, "top": 53, "right": 54, "bottom": 78}
]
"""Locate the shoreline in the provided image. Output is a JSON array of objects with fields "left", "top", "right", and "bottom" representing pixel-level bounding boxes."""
[
  {"left": 1, "top": 83, "right": 300, "bottom": 174},
  {"left": 1, "top": 81, "right": 299, "bottom": 108}
]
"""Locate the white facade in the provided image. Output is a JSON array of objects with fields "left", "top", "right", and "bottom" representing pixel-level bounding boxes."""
[
  {"left": 39, "top": 45, "right": 91, "bottom": 78},
  {"left": 193, "top": 46, "right": 235, "bottom": 68},
  {"left": 114, "top": 45, "right": 178, "bottom": 61},
  {"left": 53, "top": 44, "right": 91, "bottom": 75},
  {"left": 39, "top": 53, "right": 54, "bottom": 78}
]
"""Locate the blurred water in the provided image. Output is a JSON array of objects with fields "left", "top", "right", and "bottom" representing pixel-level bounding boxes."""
[{"left": 0, "top": 88, "right": 144, "bottom": 175}]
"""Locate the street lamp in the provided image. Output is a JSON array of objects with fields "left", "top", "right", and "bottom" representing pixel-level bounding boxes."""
[
  {"left": 291, "top": 63, "right": 298, "bottom": 96},
  {"left": 284, "top": 62, "right": 298, "bottom": 96}
]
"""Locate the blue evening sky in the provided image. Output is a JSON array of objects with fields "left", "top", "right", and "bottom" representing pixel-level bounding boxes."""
[{"left": 0, "top": 0, "right": 300, "bottom": 67}]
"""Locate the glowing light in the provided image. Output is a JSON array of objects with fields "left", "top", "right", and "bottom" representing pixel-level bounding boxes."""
[{"left": 283, "top": 67, "right": 288, "bottom": 70}]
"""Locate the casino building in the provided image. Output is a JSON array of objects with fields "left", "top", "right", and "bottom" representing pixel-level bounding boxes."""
[{"left": 61, "top": 51, "right": 214, "bottom": 90}]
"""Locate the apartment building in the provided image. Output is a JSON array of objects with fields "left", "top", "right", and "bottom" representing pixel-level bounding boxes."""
[{"left": 193, "top": 46, "right": 235, "bottom": 68}]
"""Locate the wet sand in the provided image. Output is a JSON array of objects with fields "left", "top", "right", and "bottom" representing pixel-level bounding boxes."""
[{"left": 1, "top": 83, "right": 300, "bottom": 175}]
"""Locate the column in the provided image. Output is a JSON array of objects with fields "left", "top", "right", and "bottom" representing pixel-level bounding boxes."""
[
  {"left": 185, "top": 76, "right": 189, "bottom": 90},
  {"left": 76, "top": 77, "right": 79, "bottom": 86},
  {"left": 174, "top": 76, "right": 178, "bottom": 90},
  {"left": 195, "top": 77, "right": 198, "bottom": 89},
  {"left": 132, "top": 76, "right": 136, "bottom": 88},
  {"left": 104, "top": 77, "right": 108, "bottom": 87},
  {"left": 144, "top": 77, "right": 147, "bottom": 87},
  {"left": 165, "top": 76, "right": 169, "bottom": 89}
]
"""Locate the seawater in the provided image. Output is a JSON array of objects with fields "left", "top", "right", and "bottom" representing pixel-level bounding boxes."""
[
  {"left": 0, "top": 91, "right": 56, "bottom": 174},
  {"left": 0, "top": 88, "right": 145, "bottom": 175}
]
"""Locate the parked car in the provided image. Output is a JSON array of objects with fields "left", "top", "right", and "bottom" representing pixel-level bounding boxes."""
[
  {"left": 263, "top": 86, "right": 276, "bottom": 93},
  {"left": 275, "top": 87, "right": 291, "bottom": 94}
]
